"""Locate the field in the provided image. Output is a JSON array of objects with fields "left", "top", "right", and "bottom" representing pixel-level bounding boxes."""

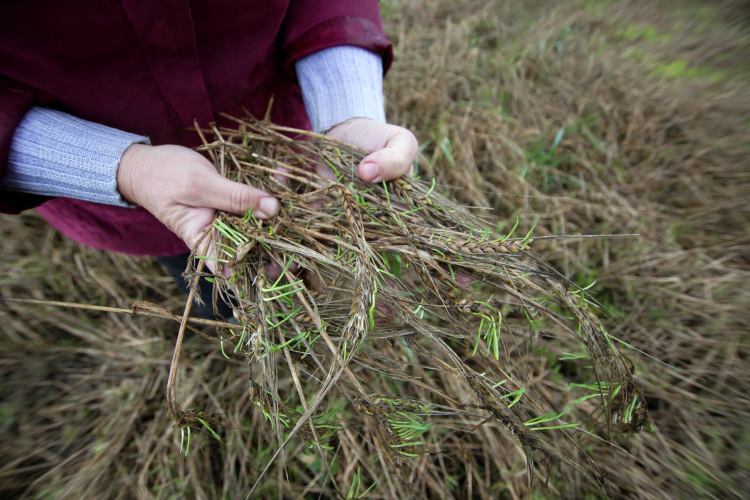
[{"left": 1, "top": 0, "right": 748, "bottom": 498}]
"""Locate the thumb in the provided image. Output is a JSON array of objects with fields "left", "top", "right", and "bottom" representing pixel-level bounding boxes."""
[
  {"left": 359, "top": 128, "right": 418, "bottom": 183},
  {"left": 195, "top": 174, "right": 279, "bottom": 218}
]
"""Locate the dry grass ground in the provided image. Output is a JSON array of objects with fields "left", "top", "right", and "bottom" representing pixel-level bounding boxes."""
[{"left": 1, "top": 0, "right": 748, "bottom": 498}]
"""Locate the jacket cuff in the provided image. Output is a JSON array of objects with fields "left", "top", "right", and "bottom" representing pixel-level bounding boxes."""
[
  {"left": 296, "top": 45, "right": 386, "bottom": 133},
  {"left": 284, "top": 16, "right": 393, "bottom": 73},
  {"left": 0, "top": 108, "right": 149, "bottom": 207}
]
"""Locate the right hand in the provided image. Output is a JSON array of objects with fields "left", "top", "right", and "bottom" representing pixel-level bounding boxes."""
[
  {"left": 325, "top": 118, "right": 418, "bottom": 183},
  {"left": 117, "top": 144, "right": 279, "bottom": 272}
]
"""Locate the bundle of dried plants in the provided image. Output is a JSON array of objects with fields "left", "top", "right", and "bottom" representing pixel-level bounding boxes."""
[{"left": 158, "top": 113, "right": 652, "bottom": 495}]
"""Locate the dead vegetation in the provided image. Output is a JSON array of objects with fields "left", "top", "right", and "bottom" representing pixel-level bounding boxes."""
[{"left": 1, "top": 0, "right": 748, "bottom": 499}]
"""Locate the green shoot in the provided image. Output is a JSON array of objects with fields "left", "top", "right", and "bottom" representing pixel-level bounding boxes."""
[
  {"left": 400, "top": 206, "right": 426, "bottom": 216},
  {"left": 376, "top": 265, "right": 396, "bottom": 279},
  {"left": 217, "top": 247, "right": 235, "bottom": 258},
  {"left": 234, "top": 325, "right": 247, "bottom": 353},
  {"left": 477, "top": 227, "right": 491, "bottom": 245},
  {"left": 521, "top": 216, "right": 540, "bottom": 247},
  {"left": 347, "top": 468, "right": 378, "bottom": 499},
  {"left": 391, "top": 411, "right": 432, "bottom": 441},
  {"left": 196, "top": 417, "right": 221, "bottom": 441},
  {"left": 325, "top": 158, "right": 340, "bottom": 178},
  {"left": 268, "top": 330, "right": 309, "bottom": 352},
  {"left": 265, "top": 307, "right": 302, "bottom": 329},
  {"left": 413, "top": 300, "right": 425, "bottom": 319},
  {"left": 259, "top": 408, "right": 289, "bottom": 430},
  {"left": 266, "top": 255, "right": 296, "bottom": 289},
  {"left": 559, "top": 352, "right": 589, "bottom": 360},
  {"left": 425, "top": 178, "right": 436, "bottom": 198},
  {"left": 525, "top": 407, "right": 573, "bottom": 426},
  {"left": 624, "top": 395, "right": 638, "bottom": 424},
  {"left": 193, "top": 255, "right": 229, "bottom": 264},
  {"left": 471, "top": 311, "right": 501, "bottom": 360},
  {"left": 185, "top": 426, "right": 191, "bottom": 456},
  {"left": 498, "top": 388, "right": 526, "bottom": 408},
  {"left": 494, "top": 216, "right": 519, "bottom": 243},
  {"left": 214, "top": 219, "right": 248, "bottom": 244},
  {"left": 382, "top": 181, "right": 390, "bottom": 205},
  {"left": 568, "top": 382, "right": 619, "bottom": 392},
  {"left": 220, "top": 337, "right": 230, "bottom": 359},
  {"left": 215, "top": 242, "right": 237, "bottom": 256},
  {"left": 571, "top": 393, "right": 601, "bottom": 404},
  {"left": 369, "top": 281, "right": 378, "bottom": 330},
  {"left": 240, "top": 206, "right": 254, "bottom": 224},
  {"left": 262, "top": 286, "right": 305, "bottom": 301}
]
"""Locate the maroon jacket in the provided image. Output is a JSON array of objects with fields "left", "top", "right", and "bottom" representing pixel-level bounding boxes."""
[{"left": 0, "top": 0, "right": 391, "bottom": 255}]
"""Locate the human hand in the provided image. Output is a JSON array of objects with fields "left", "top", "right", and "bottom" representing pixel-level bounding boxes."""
[
  {"left": 117, "top": 144, "right": 279, "bottom": 272},
  {"left": 264, "top": 119, "right": 418, "bottom": 281},
  {"left": 117, "top": 119, "right": 417, "bottom": 276},
  {"left": 326, "top": 118, "right": 418, "bottom": 183}
]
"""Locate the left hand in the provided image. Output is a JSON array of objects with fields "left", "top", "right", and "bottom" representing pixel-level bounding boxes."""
[
  {"left": 263, "top": 118, "right": 418, "bottom": 281},
  {"left": 325, "top": 118, "right": 418, "bottom": 183}
]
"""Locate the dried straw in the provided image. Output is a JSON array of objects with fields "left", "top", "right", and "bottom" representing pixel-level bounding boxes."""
[{"left": 167, "top": 113, "right": 651, "bottom": 494}]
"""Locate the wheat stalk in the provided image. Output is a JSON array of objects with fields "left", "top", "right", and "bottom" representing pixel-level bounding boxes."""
[{"left": 173, "top": 113, "right": 649, "bottom": 494}]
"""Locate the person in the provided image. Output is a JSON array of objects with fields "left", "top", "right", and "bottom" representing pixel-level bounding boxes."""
[{"left": 0, "top": 1, "right": 417, "bottom": 317}]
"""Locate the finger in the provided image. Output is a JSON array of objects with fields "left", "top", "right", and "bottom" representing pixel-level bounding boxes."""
[
  {"left": 359, "top": 129, "right": 418, "bottom": 183},
  {"left": 195, "top": 174, "right": 279, "bottom": 218},
  {"left": 265, "top": 260, "right": 300, "bottom": 282},
  {"left": 273, "top": 165, "right": 291, "bottom": 184},
  {"left": 455, "top": 273, "right": 473, "bottom": 288},
  {"left": 315, "top": 163, "right": 339, "bottom": 182}
]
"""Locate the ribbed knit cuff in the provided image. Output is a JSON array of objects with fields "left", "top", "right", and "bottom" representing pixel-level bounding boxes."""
[
  {"left": 0, "top": 107, "right": 150, "bottom": 207},
  {"left": 296, "top": 45, "right": 386, "bottom": 133}
]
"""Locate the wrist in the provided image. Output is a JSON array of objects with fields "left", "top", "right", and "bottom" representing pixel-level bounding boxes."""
[
  {"left": 327, "top": 117, "right": 369, "bottom": 134},
  {"left": 117, "top": 143, "right": 151, "bottom": 205}
]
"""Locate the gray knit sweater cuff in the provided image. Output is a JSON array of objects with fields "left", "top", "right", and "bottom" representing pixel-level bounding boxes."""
[
  {"left": 296, "top": 45, "right": 386, "bottom": 133},
  {"left": 0, "top": 107, "right": 149, "bottom": 207}
]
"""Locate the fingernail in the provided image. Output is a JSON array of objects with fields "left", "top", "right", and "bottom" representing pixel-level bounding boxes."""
[
  {"left": 258, "top": 197, "right": 279, "bottom": 217},
  {"left": 362, "top": 162, "right": 381, "bottom": 182}
]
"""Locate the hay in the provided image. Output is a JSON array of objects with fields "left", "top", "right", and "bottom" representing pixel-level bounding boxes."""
[{"left": 161, "top": 114, "right": 650, "bottom": 494}]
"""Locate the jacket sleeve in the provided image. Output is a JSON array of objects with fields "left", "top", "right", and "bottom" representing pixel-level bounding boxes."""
[
  {"left": 0, "top": 76, "right": 55, "bottom": 214},
  {"left": 281, "top": 0, "right": 393, "bottom": 73}
]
